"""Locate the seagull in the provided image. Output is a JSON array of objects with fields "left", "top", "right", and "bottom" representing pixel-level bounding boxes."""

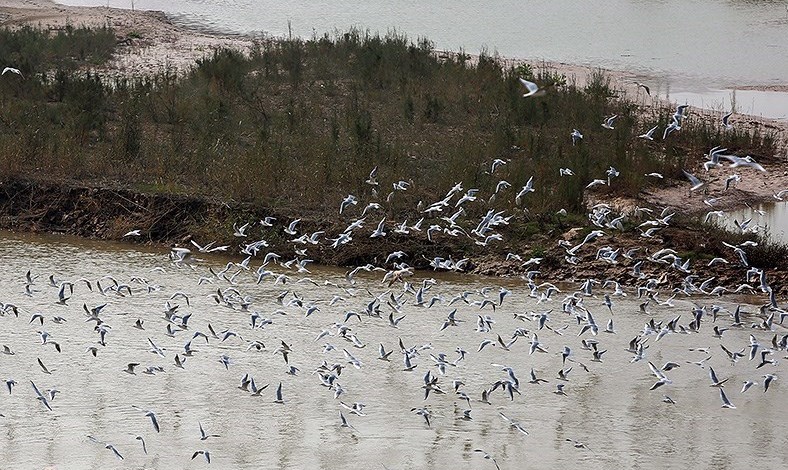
[
  {"left": 473, "top": 449, "right": 501, "bottom": 470},
  {"left": 638, "top": 125, "right": 658, "bottom": 141},
  {"left": 763, "top": 374, "right": 776, "bottom": 392},
  {"left": 601, "top": 115, "right": 618, "bottom": 130},
  {"left": 106, "top": 444, "right": 124, "bottom": 460},
  {"left": 708, "top": 367, "right": 728, "bottom": 387},
  {"left": 682, "top": 170, "right": 706, "bottom": 192},
  {"left": 741, "top": 380, "right": 757, "bottom": 393},
  {"left": 135, "top": 435, "right": 148, "bottom": 454},
  {"left": 663, "top": 120, "right": 681, "bottom": 139},
  {"left": 339, "top": 411, "right": 359, "bottom": 432},
  {"left": 274, "top": 382, "right": 284, "bottom": 404},
  {"left": 490, "top": 159, "right": 508, "bottom": 174},
  {"left": 132, "top": 407, "right": 160, "bottom": 433},
  {"left": 721, "top": 112, "right": 733, "bottom": 130},
  {"left": 31, "top": 380, "right": 53, "bottom": 411},
  {"left": 199, "top": 421, "right": 220, "bottom": 440},
  {"left": 719, "top": 388, "right": 736, "bottom": 408},
  {"left": 570, "top": 129, "right": 583, "bottom": 145},
  {"left": 518, "top": 77, "right": 543, "bottom": 98},
  {"left": 2, "top": 67, "right": 22, "bottom": 77},
  {"left": 514, "top": 177, "right": 534, "bottom": 205},
  {"left": 411, "top": 407, "right": 432, "bottom": 426},
  {"left": 648, "top": 362, "right": 672, "bottom": 390},
  {"left": 284, "top": 219, "right": 301, "bottom": 235},
  {"left": 586, "top": 179, "right": 607, "bottom": 189},
  {"left": 37, "top": 358, "right": 53, "bottom": 375},
  {"left": 339, "top": 194, "right": 358, "bottom": 214},
  {"left": 191, "top": 450, "right": 211, "bottom": 463},
  {"left": 233, "top": 222, "right": 250, "bottom": 237},
  {"left": 634, "top": 81, "right": 651, "bottom": 95},
  {"left": 148, "top": 338, "right": 166, "bottom": 357}
]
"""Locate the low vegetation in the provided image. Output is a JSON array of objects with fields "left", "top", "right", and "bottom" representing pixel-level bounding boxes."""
[{"left": 0, "top": 26, "right": 783, "bottom": 270}]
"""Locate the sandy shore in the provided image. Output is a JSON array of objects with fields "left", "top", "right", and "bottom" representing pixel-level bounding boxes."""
[
  {"left": 0, "top": 0, "right": 255, "bottom": 78},
  {"left": 1, "top": 0, "right": 786, "bottom": 215}
]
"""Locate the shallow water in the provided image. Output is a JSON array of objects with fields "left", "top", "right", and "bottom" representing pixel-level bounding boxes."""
[
  {"left": 661, "top": 88, "right": 788, "bottom": 122},
  {"left": 58, "top": 0, "right": 788, "bottom": 91},
  {"left": 722, "top": 200, "right": 788, "bottom": 244},
  {"left": 0, "top": 231, "right": 784, "bottom": 468}
]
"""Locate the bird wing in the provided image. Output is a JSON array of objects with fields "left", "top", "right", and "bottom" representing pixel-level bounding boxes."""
[
  {"left": 30, "top": 380, "right": 45, "bottom": 399},
  {"left": 518, "top": 78, "right": 539, "bottom": 95}
]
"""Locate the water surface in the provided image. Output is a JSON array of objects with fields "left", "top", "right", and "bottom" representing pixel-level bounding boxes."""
[
  {"left": 0, "top": 231, "right": 784, "bottom": 468},
  {"left": 722, "top": 200, "right": 788, "bottom": 244}
]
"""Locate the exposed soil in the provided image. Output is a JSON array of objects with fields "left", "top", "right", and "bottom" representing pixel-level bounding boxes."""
[
  {"left": 1, "top": 177, "right": 787, "bottom": 298},
  {"left": 0, "top": 0, "right": 255, "bottom": 78}
]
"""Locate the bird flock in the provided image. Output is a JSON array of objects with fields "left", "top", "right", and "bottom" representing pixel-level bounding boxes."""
[{"left": 0, "top": 74, "right": 784, "bottom": 469}]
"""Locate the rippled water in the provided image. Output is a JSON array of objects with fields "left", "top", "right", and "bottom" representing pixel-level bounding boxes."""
[
  {"left": 57, "top": 0, "right": 788, "bottom": 90},
  {"left": 0, "top": 231, "right": 785, "bottom": 468}
]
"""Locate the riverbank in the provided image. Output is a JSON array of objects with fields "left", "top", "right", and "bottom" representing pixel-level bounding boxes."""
[
  {"left": 0, "top": 1, "right": 787, "bottom": 298},
  {"left": 2, "top": 176, "right": 787, "bottom": 297},
  {"left": 0, "top": 0, "right": 254, "bottom": 78},
  {"left": 2, "top": 0, "right": 787, "bottom": 152}
]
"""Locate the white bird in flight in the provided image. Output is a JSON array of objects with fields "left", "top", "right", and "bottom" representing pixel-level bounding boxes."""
[
  {"left": 518, "top": 78, "right": 543, "bottom": 98},
  {"left": 2, "top": 67, "right": 22, "bottom": 78}
]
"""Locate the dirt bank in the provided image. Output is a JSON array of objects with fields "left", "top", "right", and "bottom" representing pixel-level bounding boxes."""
[
  {"left": 2, "top": 177, "right": 787, "bottom": 298},
  {"left": 1, "top": 2, "right": 787, "bottom": 298}
]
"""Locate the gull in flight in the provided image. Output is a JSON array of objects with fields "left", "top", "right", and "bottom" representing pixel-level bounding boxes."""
[
  {"left": 199, "top": 421, "right": 220, "bottom": 440},
  {"left": 340, "top": 194, "right": 358, "bottom": 214},
  {"left": 2, "top": 67, "right": 22, "bottom": 77},
  {"left": 31, "top": 380, "right": 53, "bottom": 411},
  {"left": 514, "top": 177, "right": 534, "bottom": 205},
  {"left": 274, "top": 382, "right": 284, "bottom": 404},
  {"left": 570, "top": 129, "right": 583, "bottom": 145},
  {"left": 721, "top": 112, "right": 733, "bottom": 130},
  {"left": 132, "top": 406, "right": 160, "bottom": 432},
  {"left": 719, "top": 388, "right": 736, "bottom": 408},
  {"left": 192, "top": 450, "right": 211, "bottom": 463},
  {"left": 284, "top": 219, "right": 301, "bottom": 235},
  {"left": 474, "top": 449, "right": 501, "bottom": 470},
  {"left": 233, "top": 222, "right": 250, "bottom": 237},
  {"left": 634, "top": 81, "right": 651, "bottom": 95},
  {"left": 708, "top": 367, "right": 728, "bottom": 387},
  {"left": 135, "top": 435, "right": 147, "bottom": 454},
  {"left": 741, "top": 380, "right": 757, "bottom": 393},
  {"left": 601, "top": 115, "right": 618, "bottom": 130},
  {"left": 682, "top": 170, "right": 705, "bottom": 192},
  {"left": 638, "top": 125, "right": 658, "bottom": 141},
  {"left": 518, "top": 78, "right": 543, "bottom": 98}
]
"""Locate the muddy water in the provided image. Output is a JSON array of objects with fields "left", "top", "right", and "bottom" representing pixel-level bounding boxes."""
[
  {"left": 661, "top": 88, "right": 788, "bottom": 122},
  {"left": 0, "top": 231, "right": 785, "bottom": 469},
  {"left": 722, "top": 200, "right": 788, "bottom": 245}
]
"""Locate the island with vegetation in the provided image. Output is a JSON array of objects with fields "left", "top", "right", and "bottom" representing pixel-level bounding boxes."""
[{"left": 0, "top": 1, "right": 786, "bottom": 292}]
